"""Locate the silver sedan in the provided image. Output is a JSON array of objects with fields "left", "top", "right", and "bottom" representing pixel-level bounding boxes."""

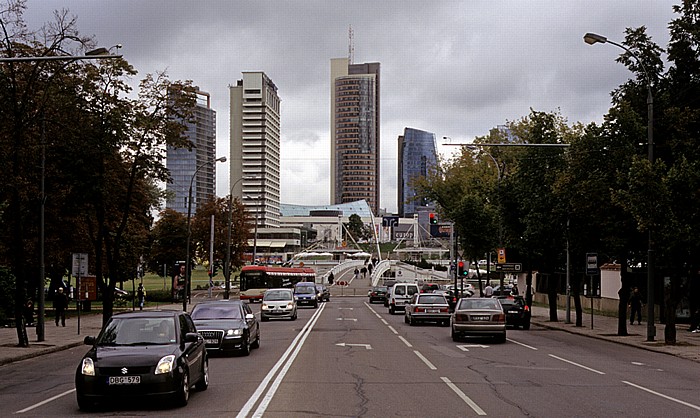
[{"left": 450, "top": 297, "right": 506, "bottom": 343}]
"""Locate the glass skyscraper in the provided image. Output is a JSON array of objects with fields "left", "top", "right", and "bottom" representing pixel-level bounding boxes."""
[{"left": 397, "top": 127, "right": 437, "bottom": 217}]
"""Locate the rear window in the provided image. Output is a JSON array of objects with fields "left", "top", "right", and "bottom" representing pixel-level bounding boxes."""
[
  {"left": 418, "top": 295, "right": 447, "bottom": 304},
  {"left": 458, "top": 299, "right": 501, "bottom": 310}
]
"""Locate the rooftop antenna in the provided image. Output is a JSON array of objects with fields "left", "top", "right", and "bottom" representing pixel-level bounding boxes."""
[{"left": 348, "top": 24, "right": 354, "bottom": 64}]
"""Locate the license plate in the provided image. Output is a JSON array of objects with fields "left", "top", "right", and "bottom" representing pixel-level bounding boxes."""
[
  {"left": 205, "top": 339, "right": 219, "bottom": 345},
  {"left": 427, "top": 309, "right": 439, "bottom": 313},
  {"left": 108, "top": 376, "right": 140, "bottom": 385},
  {"left": 472, "top": 315, "right": 490, "bottom": 321}
]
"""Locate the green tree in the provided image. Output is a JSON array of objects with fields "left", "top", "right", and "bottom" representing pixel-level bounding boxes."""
[{"left": 345, "top": 213, "right": 371, "bottom": 242}]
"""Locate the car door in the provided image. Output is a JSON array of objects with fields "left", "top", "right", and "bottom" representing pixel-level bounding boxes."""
[{"left": 180, "top": 313, "right": 204, "bottom": 382}]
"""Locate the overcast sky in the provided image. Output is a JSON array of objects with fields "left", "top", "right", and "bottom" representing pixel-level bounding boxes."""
[{"left": 26, "top": 1, "right": 676, "bottom": 213}]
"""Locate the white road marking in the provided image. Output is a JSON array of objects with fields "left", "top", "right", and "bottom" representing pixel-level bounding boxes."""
[
  {"left": 631, "top": 361, "right": 644, "bottom": 366},
  {"left": 387, "top": 325, "right": 398, "bottom": 334},
  {"left": 336, "top": 318, "right": 357, "bottom": 321},
  {"left": 623, "top": 381, "right": 700, "bottom": 412},
  {"left": 456, "top": 344, "right": 489, "bottom": 352},
  {"left": 507, "top": 338, "right": 538, "bottom": 350},
  {"left": 441, "top": 377, "right": 487, "bottom": 416},
  {"left": 380, "top": 318, "right": 388, "bottom": 325},
  {"left": 414, "top": 350, "right": 437, "bottom": 370},
  {"left": 398, "top": 336, "right": 413, "bottom": 347},
  {"left": 336, "top": 343, "right": 372, "bottom": 349},
  {"left": 548, "top": 354, "right": 605, "bottom": 375},
  {"left": 15, "top": 389, "right": 75, "bottom": 414},
  {"left": 338, "top": 307, "right": 354, "bottom": 310}
]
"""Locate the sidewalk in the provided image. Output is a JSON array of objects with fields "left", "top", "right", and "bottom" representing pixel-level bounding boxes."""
[{"left": 0, "top": 301, "right": 697, "bottom": 366}]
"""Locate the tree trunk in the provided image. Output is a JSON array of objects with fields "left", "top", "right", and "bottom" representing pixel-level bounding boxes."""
[
  {"left": 546, "top": 272, "right": 559, "bottom": 322},
  {"left": 573, "top": 274, "right": 583, "bottom": 327},
  {"left": 617, "top": 261, "right": 631, "bottom": 336},
  {"left": 663, "top": 276, "right": 677, "bottom": 345}
]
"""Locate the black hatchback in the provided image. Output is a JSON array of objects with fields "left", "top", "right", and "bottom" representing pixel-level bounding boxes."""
[
  {"left": 496, "top": 296, "right": 531, "bottom": 329},
  {"left": 75, "top": 310, "right": 208, "bottom": 410}
]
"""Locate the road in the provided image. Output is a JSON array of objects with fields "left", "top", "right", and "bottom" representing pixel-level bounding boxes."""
[{"left": 2, "top": 295, "right": 700, "bottom": 417}]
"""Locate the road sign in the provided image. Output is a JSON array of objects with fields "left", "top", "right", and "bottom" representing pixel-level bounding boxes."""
[
  {"left": 495, "top": 263, "right": 522, "bottom": 273},
  {"left": 498, "top": 248, "right": 506, "bottom": 263},
  {"left": 72, "top": 253, "right": 88, "bottom": 277},
  {"left": 586, "top": 253, "right": 598, "bottom": 275},
  {"left": 382, "top": 216, "right": 399, "bottom": 227}
]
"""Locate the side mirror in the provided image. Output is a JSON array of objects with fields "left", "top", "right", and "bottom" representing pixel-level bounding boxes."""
[
  {"left": 184, "top": 332, "right": 200, "bottom": 343},
  {"left": 84, "top": 336, "right": 96, "bottom": 345}
]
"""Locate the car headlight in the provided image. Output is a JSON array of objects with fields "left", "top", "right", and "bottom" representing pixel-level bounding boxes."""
[
  {"left": 155, "top": 355, "right": 175, "bottom": 375},
  {"left": 261, "top": 303, "right": 269, "bottom": 310},
  {"left": 226, "top": 329, "right": 243, "bottom": 337},
  {"left": 287, "top": 302, "right": 295, "bottom": 309},
  {"left": 294, "top": 296, "right": 299, "bottom": 300},
  {"left": 81, "top": 357, "right": 95, "bottom": 376}
]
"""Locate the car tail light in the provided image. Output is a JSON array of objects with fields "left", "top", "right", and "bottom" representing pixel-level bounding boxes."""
[
  {"left": 494, "top": 313, "right": 505, "bottom": 322},
  {"left": 454, "top": 313, "right": 468, "bottom": 322},
  {"left": 440, "top": 307, "right": 449, "bottom": 313},
  {"left": 415, "top": 307, "right": 425, "bottom": 313}
]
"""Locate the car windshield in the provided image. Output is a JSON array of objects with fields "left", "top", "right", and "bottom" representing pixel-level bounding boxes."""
[
  {"left": 191, "top": 305, "right": 242, "bottom": 320},
  {"left": 458, "top": 299, "right": 501, "bottom": 310},
  {"left": 265, "top": 290, "right": 292, "bottom": 301},
  {"left": 418, "top": 295, "right": 447, "bottom": 304},
  {"left": 96, "top": 317, "right": 176, "bottom": 346},
  {"left": 295, "top": 286, "right": 315, "bottom": 294}
]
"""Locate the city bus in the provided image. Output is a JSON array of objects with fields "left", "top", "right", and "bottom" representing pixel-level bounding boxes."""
[{"left": 239, "top": 265, "right": 316, "bottom": 302}]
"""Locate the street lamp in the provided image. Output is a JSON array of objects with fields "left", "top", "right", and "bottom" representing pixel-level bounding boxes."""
[
  {"left": 224, "top": 176, "right": 257, "bottom": 299},
  {"left": 584, "top": 32, "right": 655, "bottom": 341},
  {"left": 184, "top": 156, "right": 227, "bottom": 312},
  {"left": 0, "top": 47, "right": 123, "bottom": 343}
]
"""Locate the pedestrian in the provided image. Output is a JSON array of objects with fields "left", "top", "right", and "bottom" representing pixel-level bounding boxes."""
[
  {"left": 353, "top": 268, "right": 360, "bottom": 280},
  {"left": 328, "top": 272, "right": 335, "bottom": 285},
  {"left": 23, "top": 298, "right": 34, "bottom": 326},
  {"left": 629, "top": 287, "right": 643, "bottom": 325},
  {"left": 511, "top": 283, "right": 519, "bottom": 296},
  {"left": 484, "top": 283, "right": 494, "bottom": 297},
  {"left": 361, "top": 266, "right": 367, "bottom": 278},
  {"left": 54, "top": 287, "right": 69, "bottom": 327},
  {"left": 137, "top": 283, "right": 146, "bottom": 310}
]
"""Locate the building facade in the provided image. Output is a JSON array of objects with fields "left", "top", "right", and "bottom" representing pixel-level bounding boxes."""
[
  {"left": 230, "top": 71, "right": 282, "bottom": 229},
  {"left": 397, "top": 127, "right": 438, "bottom": 217},
  {"left": 330, "top": 58, "right": 381, "bottom": 214},
  {"left": 166, "top": 88, "right": 217, "bottom": 215}
]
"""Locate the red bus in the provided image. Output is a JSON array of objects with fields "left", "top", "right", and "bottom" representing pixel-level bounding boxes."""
[{"left": 239, "top": 265, "right": 316, "bottom": 302}]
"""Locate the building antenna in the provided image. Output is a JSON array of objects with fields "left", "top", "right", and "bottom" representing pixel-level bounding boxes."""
[{"left": 348, "top": 24, "right": 354, "bottom": 64}]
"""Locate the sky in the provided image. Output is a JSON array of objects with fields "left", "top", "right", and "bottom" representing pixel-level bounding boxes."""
[{"left": 25, "top": 1, "right": 676, "bottom": 214}]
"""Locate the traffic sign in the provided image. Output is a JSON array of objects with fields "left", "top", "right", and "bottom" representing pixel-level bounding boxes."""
[
  {"left": 382, "top": 216, "right": 399, "bottom": 227},
  {"left": 72, "top": 253, "right": 88, "bottom": 277},
  {"left": 495, "top": 263, "right": 522, "bottom": 273},
  {"left": 586, "top": 253, "right": 598, "bottom": 275}
]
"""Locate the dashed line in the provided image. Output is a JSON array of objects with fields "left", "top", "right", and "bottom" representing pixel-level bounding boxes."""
[
  {"left": 398, "top": 336, "right": 413, "bottom": 347},
  {"left": 414, "top": 350, "right": 437, "bottom": 370},
  {"left": 623, "top": 381, "right": 700, "bottom": 412},
  {"left": 441, "top": 377, "right": 487, "bottom": 415},
  {"left": 548, "top": 354, "right": 605, "bottom": 375},
  {"left": 507, "top": 338, "right": 538, "bottom": 350}
]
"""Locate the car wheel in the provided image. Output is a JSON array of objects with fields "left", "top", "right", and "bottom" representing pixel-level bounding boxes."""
[
  {"left": 240, "top": 336, "right": 251, "bottom": 356},
  {"left": 409, "top": 315, "right": 416, "bottom": 326},
  {"left": 404, "top": 314, "right": 409, "bottom": 324},
  {"left": 251, "top": 330, "right": 260, "bottom": 349},
  {"left": 523, "top": 320, "right": 531, "bottom": 330},
  {"left": 195, "top": 359, "right": 209, "bottom": 391},
  {"left": 76, "top": 394, "right": 95, "bottom": 411},
  {"left": 451, "top": 328, "right": 460, "bottom": 342},
  {"left": 291, "top": 311, "right": 297, "bottom": 320},
  {"left": 496, "top": 332, "right": 507, "bottom": 344},
  {"left": 389, "top": 305, "right": 395, "bottom": 315},
  {"left": 175, "top": 368, "right": 190, "bottom": 406}
]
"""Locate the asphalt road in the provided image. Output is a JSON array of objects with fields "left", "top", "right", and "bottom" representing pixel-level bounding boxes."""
[{"left": 2, "top": 296, "right": 699, "bottom": 417}]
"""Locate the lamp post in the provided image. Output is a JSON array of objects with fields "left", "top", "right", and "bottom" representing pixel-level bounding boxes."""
[
  {"left": 1, "top": 47, "right": 123, "bottom": 342},
  {"left": 584, "top": 32, "right": 655, "bottom": 341},
  {"left": 184, "top": 156, "right": 227, "bottom": 312},
  {"left": 224, "top": 176, "right": 256, "bottom": 299}
]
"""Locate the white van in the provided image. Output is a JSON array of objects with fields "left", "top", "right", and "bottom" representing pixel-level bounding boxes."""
[{"left": 388, "top": 283, "right": 419, "bottom": 314}]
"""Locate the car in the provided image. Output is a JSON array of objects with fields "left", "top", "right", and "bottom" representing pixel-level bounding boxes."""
[
  {"left": 388, "top": 282, "right": 420, "bottom": 314},
  {"left": 496, "top": 295, "right": 531, "bottom": 329},
  {"left": 450, "top": 297, "right": 506, "bottom": 343},
  {"left": 383, "top": 285, "right": 394, "bottom": 307},
  {"left": 433, "top": 289, "right": 459, "bottom": 311},
  {"left": 294, "top": 282, "right": 319, "bottom": 307},
  {"left": 261, "top": 288, "right": 297, "bottom": 321},
  {"left": 420, "top": 283, "right": 440, "bottom": 293},
  {"left": 315, "top": 284, "right": 330, "bottom": 302},
  {"left": 492, "top": 284, "right": 514, "bottom": 297},
  {"left": 75, "top": 310, "right": 208, "bottom": 410},
  {"left": 368, "top": 286, "right": 388, "bottom": 303},
  {"left": 404, "top": 293, "right": 451, "bottom": 326},
  {"left": 190, "top": 300, "right": 260, "bottom": 356}
]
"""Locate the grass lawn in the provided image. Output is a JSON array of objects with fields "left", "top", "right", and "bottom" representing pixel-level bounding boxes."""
[{"left": 135, "top": 267, "right": 241, "bottom": 293}]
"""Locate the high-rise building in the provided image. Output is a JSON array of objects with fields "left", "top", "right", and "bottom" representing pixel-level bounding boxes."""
[
  {"left": 229, "top": 71, "right": 281, "bottom": 228},
  {"left": 166, "top": 88, "right": 217, "bottom": 215},
  {"left": 397, "top": 127, "right": 438, "bottom": 217},
  {"left": 330, "top": 58, "right": 380, "bottom": 214}
]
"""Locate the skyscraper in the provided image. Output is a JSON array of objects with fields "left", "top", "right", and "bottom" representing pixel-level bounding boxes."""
[
  {"left": 330, "top": 58, "right": 380, "bottom": 214},
  {"left": 230, "top": 71, "right": 281, "bottom": 228},
  {"left": 166, "top": 88, "right": 217, "bottom": 215},
  {"left": 397, "top": 127, "right": 438, "bottom": 217}
]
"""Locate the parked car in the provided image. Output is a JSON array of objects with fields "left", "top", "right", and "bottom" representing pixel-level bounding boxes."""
[
  {"left": 450, "top": 297, "right": 506, "bottom": 343},
  {"left": 315, "top": 284, "right": 330, "bottom": 302},
  {"left": 433, "top": 289, "right": 459, "bottom": 312},
  {"left": 492, "top": 284, "right": 513, "bottom": 297},
  {"left": 388, "top": 282, "right": 420, "bottom": 314},
  {"left": 404, "top": 293, "right": 451, "bottom": 326},
  {"left": 75, "top": 310, "right": 208, "bottom": 410},
  {"left": 420, "top": 283, "right": 440, "bottom": 293},
  {"left": 261, "top": 288, "right": 297, "bottom": 321},
  {"left": 496, "top": 296, "right": 531, "bottom": 329},
  {"left": 190, "top": 300, "right": 260, "bottom": 356},
  {"left": 294, "top": 282, "right": 319, "bottom": 307},
  {"left": 368, "top": 286, "right": 388, "bottom": 304}
]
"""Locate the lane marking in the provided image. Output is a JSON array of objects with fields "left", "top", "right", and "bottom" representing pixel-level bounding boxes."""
[
  {"left": 622, "top": 380, "right": 700, "bottom": 412},
  {"left": 456, "top": 344, "right": 488, "bottom": 352},
  {"left": 414, "top": 350, "right": 437, "bottom": 370},
  {"left": 380, "top": 319, "right": 388, "bottom": 325},
  {"left": 336, "top": 343, "right": 372, "bottom": 349},
  {"left": 507, "top": 338, "right": 538, "bottom": 350},
  {"left": 441, "top": 377, "right": 487, "bottom": 416},
  {"left": 237, "top": 303, "right": 325, "bottom": 418},
  {"left": 387, "top": 325, "right": 398, "bottom": 334},
  {"left": 15, "top": 389, "right": 75, "bottom": 414},
  {"left": 548, "top": 354, "right": 605, "bottom": 375},
  {"left": 336, "top": 318, "right": 357, "bottom": 321},
  {"left": 398, "top": 336, "right": 413, "bottom": 347}
]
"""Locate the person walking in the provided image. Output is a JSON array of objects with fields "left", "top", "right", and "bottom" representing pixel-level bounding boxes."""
[
  {"left": 137, "top": 283, "right": 146, "bottom": 310},
  {"left": 23, "top": 298, "right": 34, "bottom": 326},
  {"left": 54, "top": 287, "right": 69, "bottom": 327},
  {"left": 629, "top": 287, "right": 643, "bottom": 325},
  {"left": 484, "top": 283, "right": 494, "bottom": 297},
  {"left": 353, "top": 268, "right": 360, "bottom": 281}
]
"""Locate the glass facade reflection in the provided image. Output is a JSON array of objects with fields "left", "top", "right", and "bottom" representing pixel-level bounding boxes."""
[{"left": 398, "top": 127, "right": 437, "bottom": 217}]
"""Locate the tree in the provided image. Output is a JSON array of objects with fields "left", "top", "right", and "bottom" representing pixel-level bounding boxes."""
[
  {"left": 345, "top": 214, "right": 370, "bottom": 242},
  {"left": 149, "top": 208, "right": 188, "bottom": 276}
]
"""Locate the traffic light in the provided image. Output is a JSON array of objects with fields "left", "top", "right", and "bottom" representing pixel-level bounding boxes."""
[
  {"left": 429, "top": 213, "right": 437, "bottom": 224},
  {"left": 211, "top": 261, "right": 220, "bottom": 277},
  {"left": 457, "top": 261, "right": 467, "bottom": 277}
]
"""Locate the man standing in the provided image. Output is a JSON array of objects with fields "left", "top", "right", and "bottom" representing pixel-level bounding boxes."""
[
  {"left": 484, "top": 283, "right": 494, "bottom": 297},
  {"left": 137, "top": 283, "right": 146, "bottom": 310},
  {"left": 54, "top": 287, "right": 69, "bottom": 327},
  {"left": 629, "top": 287, "right": 643, "bottom": 325}
]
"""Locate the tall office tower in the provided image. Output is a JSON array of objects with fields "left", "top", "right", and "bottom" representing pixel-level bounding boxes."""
[
  {"left": 230, "top": 72, "right": 281, "bottom": 228},
  {"left": 166, "top": 88, "right": 217, "bottom": 215},
  {"left": 397, "top": 127, "right": 438, "bottom": 217},
  {"left": 330, "top": 58, "right": 381, "bottom": 214}
]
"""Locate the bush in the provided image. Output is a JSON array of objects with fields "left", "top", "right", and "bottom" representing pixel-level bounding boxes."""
[
  {"left": 0, "top": 267, "right": 16, "bottom": 323},
  {"left": 146, "top": 289, "right": 174, "bottom": 303}
]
